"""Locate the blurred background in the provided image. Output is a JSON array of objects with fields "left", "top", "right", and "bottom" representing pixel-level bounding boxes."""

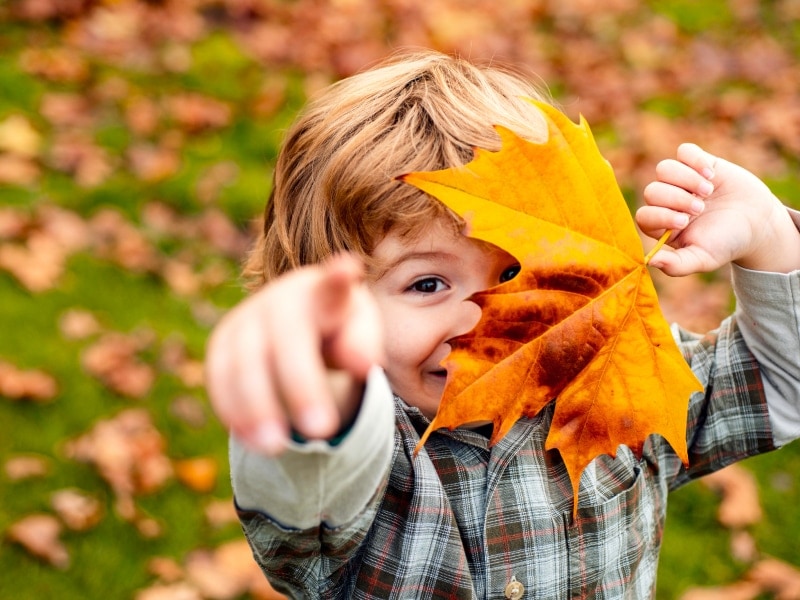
[{"left": 1, "top": 0, "right": 799, "bottom": 598}]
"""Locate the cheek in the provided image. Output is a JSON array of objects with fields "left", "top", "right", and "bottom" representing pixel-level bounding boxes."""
[
  {"left": 381, "top": 313, "right": 424, "bottom": 369},
  {"left": 376, "top": 303, "right": 440, "bottom": 371}
]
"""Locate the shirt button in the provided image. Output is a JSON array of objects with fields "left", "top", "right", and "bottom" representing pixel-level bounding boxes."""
[{"left": 504, "top": 575, "right": 524, "bottom": 599}]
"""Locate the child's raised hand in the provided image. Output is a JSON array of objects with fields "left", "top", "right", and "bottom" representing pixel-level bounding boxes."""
[
  {"left": 637, "top": 143, "right": 800, "bottom": 276},
  {"left": 205, "top": 254, "right": 384, "bottom": 455}
]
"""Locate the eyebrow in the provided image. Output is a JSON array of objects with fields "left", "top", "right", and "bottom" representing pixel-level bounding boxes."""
[{"left": 370, "top": 250, "right": 457, "bottom": 282}]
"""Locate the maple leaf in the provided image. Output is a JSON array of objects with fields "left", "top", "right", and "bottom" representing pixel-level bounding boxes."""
[{"left": 400, "top": 100, "right": 703, "bottom": 509}]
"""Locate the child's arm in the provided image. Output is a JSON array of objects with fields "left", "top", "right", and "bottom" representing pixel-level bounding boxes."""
[
  {"left": 636, "top": 142, "right": 800, "bottom": 275},
  {"left": 638, "top": 143, "right": 800, "bottom": 450},
  {"left": 205, "top": 254, "right": 385, "bottom": 455}
]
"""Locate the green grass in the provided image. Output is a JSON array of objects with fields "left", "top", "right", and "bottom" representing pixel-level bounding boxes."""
[
  {"left": 0, "top": 20, "right": 260, "bottom": 597},
  {"left": 2, "top": 4, "right": 800, "bottom": 599}
]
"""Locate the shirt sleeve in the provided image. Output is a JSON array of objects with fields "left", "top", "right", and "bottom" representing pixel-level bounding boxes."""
[
  {"left": 229, "top": 365, "right": 395, "bottom": 529},
  {"left": 732, "top": 207, "right": 800, "bottom": 447}
]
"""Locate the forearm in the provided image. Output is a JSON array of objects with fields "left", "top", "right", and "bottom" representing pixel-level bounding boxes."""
[
  {"left": 230, "top": 367, "right": 395, "bottom": 529},
  {"left": 732, "top": 210, "right": 800, "bottom": 446}
]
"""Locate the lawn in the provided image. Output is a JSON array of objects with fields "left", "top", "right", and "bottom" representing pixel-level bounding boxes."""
[{"left": 1, "top": 1, "right": 799, "bottom": 598}]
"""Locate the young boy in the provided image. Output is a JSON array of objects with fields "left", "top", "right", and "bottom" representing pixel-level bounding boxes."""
[{"left": 205, "top": 50, "right": 800, "bottom": 599}]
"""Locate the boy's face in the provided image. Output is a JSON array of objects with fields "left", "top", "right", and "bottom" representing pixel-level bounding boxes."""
[{"left": 368, "top": 218, "right": 520, "bottom": 419}]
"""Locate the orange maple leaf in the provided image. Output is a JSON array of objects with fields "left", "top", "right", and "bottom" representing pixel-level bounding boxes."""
[{"left": 400, "top": 100, "right": 703, "bottom": 509}]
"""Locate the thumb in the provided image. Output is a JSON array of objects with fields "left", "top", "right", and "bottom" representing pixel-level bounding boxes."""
[{"left": 648, "top": 245, "right": 715, "bottom": 277}]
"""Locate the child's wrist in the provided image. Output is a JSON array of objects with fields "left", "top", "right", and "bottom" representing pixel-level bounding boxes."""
[{"left": 734, "top": 205, "right": 800, "bottom": 273}]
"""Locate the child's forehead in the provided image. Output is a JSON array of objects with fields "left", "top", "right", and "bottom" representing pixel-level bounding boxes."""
[
  {"left": 367, "top": 217, "right": 511, "bottom": 276},
  {"left": 376, "top": 217, "right": 463, "bottom": 253}
]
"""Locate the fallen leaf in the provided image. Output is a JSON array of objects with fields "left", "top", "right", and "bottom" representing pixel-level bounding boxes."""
[
  {"left": 135, "top": 582, "right": 202, "bottom": 600},
  {"left": 174, "top": 457, "right": 218, "bottom": 493},
  {"left": 165, "top": 94, "right": 232, "bottom": 133},
  {"left": 196, "top": 208, "right": 249, "bottom": 258},
  {"left": 136, "top": 516, "right": 164, "bottom": 539},
  {"left": 730, "top": 530, "right": 758, "bottom": 564},
  {"left": 169, "top": 395, "right": 207, "bottom": 428},
  {"left": 51, "top": 488, "right": 104, "bottom": 531},
  {"left": 48, "top": 130, "right": 114, "bottom": 187},
  {"left": 59, "top": 308, "right": 102, "bottom": 340},
  {"left": 7, "top": 513, "right": 70, "bottom": 569},
  {"left": 0, "top": 115, "right": 42, "bottom": 157},
  {"left": 139, "top": 541, "right": 286, "bottom": 600},
  {"left": 147, "top": 556, "right": 185, "bottom": 583},
  {"left": 4, "top": 454, "right": 51, "bottom": 480},
  {"left": 402, "top": 101, "right": 702, "bottom": 508},
  {"left": 203, "top": 499, "right": 238, "bottom": 529},
  {"left": 64, "top": 408, "right": 173, "bottom": 521},
  {"left": 747, "top": 557, "right": 800, "bottom": 600},
  {"left": 679, "top": 581, "right": 762, "bottom": 600},
  {"left": 19, "top": 46, "right": 90, "bottom": 83},
  {"left": 40, "top": 92, "right": 95, "bottom": 128},
  {"left": 703, "top": 464, "right": 763, "bottom": 528},
  {"left": 125, "top": 95, "right": 161, "bottom": 137},
  {"left": 185, "top": 540, "right": 283, "bottom": 600},
  {"left": 0, "top": 359, "right": 58, "bottom": 402},
  {"left": 161, "top": 258, "right": 202, "bottom": 296},
  {"left": 195, "top": 163, "right": 239, "bottom": 205},
  {"left": 161, "top": 43, "right": 193, "bottom": 73},
  {"left": 81, "top": 331, "right": 156, "bottom": 398},
  {"left": 0, "top": 154, "right": 40, "bottom": 186},
  {"left": 160, "top": 337, "right": 205, "bottom": 388},
  {"left": 38, "top": 204, "right": 91, "bottom": 254},
  {"left": 128, "top": 143, "right": 181, "bottom": 182},
  {"left": 89, "top": 208, "right": 160, "bottom": 273},
  {"left": 184, "top": 544, "right": 252, "bottom": 600},
  {"left": 0, "top": 234, "right": 67, "bottom": 292},
  {"left": 0, "top": 206, "right": 30, "bottom": 239},
  {"left": 11, "top": 0, "right": 92, "bottom": 22}
]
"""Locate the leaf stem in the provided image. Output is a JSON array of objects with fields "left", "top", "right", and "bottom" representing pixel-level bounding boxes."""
[{"left": 644, "top": 230, "right": 672, "bottom": 265}]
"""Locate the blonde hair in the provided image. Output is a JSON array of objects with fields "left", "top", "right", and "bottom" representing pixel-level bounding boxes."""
[{"left": 244, "top": 49, "right": 551, "bottom": 287}]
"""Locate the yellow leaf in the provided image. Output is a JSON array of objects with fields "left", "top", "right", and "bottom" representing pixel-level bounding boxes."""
[{"left": 400, "top": 100, "right": 703, "bottom": 510}]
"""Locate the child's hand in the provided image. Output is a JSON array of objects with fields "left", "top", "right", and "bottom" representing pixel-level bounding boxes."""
[
  {"left": 205, "top": 254, "right": 384, "bottom": 455},
  {"left": 637, "top": 143, "right": 800, "bottom": 276}
]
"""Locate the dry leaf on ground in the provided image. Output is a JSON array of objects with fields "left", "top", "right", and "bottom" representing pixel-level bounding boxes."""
[
  {"left": 703, "top": 464, "right": 763, "bottom": 528},
  {"left": 135, "top": 582, "right": 202, "bottom": 600},
  {"left": 4, "top": 454, "right": 51, "bottom": 480},
  {"left": 51, "top": 488, "right": 104, "bottom": 531},
  {"left": 203, "top": 499, "right": 237, "bottom": 529},
  {"left": 185, "top": 540, "right": 285, "bottom": 600},
  {"left": 0, "top": 114, "right": 42, "bottom": 157},
  {"left": 59, "top": 308, "right": 102, "bottom": 340},
  {"left": 81, "top": 331, "right": 156, "bottom": 398},
  {"left": 148, "top": 556, "right": 185, "bottom": 583},
  {"left": 174, "top": 457, "right": 218, "bottom": 493},
  {"left": 0, "top": 359, "right": 58, "bottom": 402},
  {"left": 0, "top": 234, "right": 68, "bottom": 292},
  {"left": 747, "top": 558, "right": 800, "bottom": 600},
  {"left": 7, "top": 513, "right": 70, "bottom": 569},
  {"left": 679, "top": 581, "right": 762, "bottom": 600},
  {"left": 64, "top": 408, "right": 173, "bottom": 522},
  {"left": 88, "top": 208, "right": 160, "bottom": 272}
]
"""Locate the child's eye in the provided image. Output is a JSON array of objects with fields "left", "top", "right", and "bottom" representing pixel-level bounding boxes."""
[
  {"left": 408, "top": 277, "right": 447, "bottom": 294},
  {"left": 499, "top": 264, "right": 521, "bottom": 283}
]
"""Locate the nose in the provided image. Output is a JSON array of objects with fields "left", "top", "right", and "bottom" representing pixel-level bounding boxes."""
[{"left": 450, "top": 297, "right": 482, "bottom": 339}]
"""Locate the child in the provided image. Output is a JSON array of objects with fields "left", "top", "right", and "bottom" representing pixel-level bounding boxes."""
[{"left": 205, "top": 50, "right": 800, "bottom": 599}]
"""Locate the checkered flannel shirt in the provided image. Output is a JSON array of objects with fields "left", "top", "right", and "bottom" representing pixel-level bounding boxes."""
[{"left": 236, "top": 314, "right": 776, "bottom": 599}]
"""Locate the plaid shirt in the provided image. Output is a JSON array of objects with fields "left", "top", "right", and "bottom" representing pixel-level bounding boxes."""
[{"left": 237, "top": 315, "right": 777, "bottom": 599}]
